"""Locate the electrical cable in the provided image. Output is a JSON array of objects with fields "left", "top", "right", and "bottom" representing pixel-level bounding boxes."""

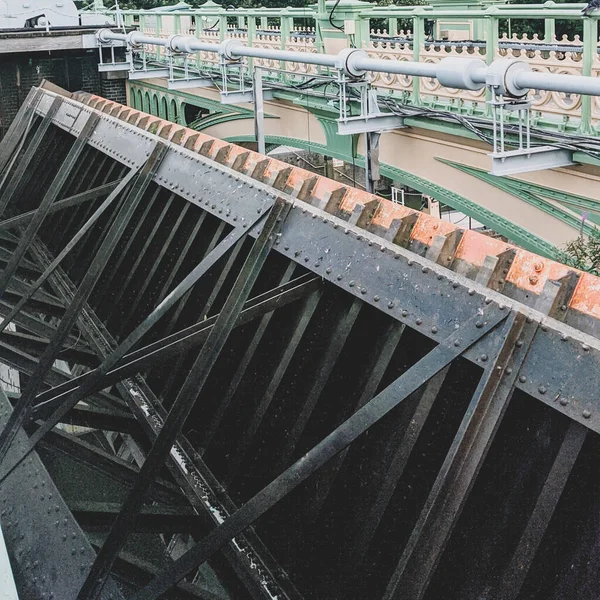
[{"left": 328, "top": 0, "right": 345, "bottom": 34}]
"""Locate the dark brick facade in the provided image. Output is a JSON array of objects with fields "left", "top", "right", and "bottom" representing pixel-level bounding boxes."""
[{"left": 0, "top": 50, "right": 126, "bottom": 138}]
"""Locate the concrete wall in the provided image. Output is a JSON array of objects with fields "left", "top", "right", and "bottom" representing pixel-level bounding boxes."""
[{"left": 0, "top": 50, "right": 126, "bottom": 138}]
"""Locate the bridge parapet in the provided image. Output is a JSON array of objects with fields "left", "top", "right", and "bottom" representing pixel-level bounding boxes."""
[{"left": 96, "top": 1, "right": 600, "bottom": 132}]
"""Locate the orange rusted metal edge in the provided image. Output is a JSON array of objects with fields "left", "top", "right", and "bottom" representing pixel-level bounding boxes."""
[{"left": 70, "top": 92, "right": 600, "bottom": 320}]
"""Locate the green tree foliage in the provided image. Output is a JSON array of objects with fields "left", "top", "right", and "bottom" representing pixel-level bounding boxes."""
[
  {"left": 561, "top": 231, "right": 600, "bottom": 275},
  {"left": 500, "top": 0, "right": 584, "bottom": 40}
]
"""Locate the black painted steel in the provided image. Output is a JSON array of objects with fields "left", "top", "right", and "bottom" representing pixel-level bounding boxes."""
[
  {"left": 0, "top": 87, "right": 42, "bottom": 176},
  {"left": 0, "top": 96, "right": 63, "bottom": 218},
  {"left": 29, "top": 273, "right": 321, "bottom": 419},
  {"left": 0, "top": 180, "right": 122, "bottom": 231},
  {"left": 0, "top": 207, "right": 269, "bottom": 485},
  {"left": 0, "top": 89, "right": 599, "bottom": 600},
  {"left": 0, "top": 169, "right": 138, "bottom": 338},
  {"left": 77, "top": 199, "right": 288, "bottom": 600},
  {"left": 131, "top": 308, "right": 507, "bottom": 599},
  {"left": 0, "top": 112, "right": 101, "bottom": 301},
  {"left": 0, "top": 143, "right": 167, "bottom": 463}
]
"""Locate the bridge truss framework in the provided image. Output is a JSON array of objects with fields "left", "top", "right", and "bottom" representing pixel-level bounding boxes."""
[{"left": 0, "top": 84, "right": 598, "bottom": 600}]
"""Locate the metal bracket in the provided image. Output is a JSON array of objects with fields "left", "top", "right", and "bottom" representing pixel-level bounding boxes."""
[
  {"left": 167, "top": 78, "right": 215, "bottom": 90},
  {"left": 489, "top": 146, "right": 575, "bottom": 176},
  {"left": 98, "top": 62, "right": 131, "bottom": 73},
  {"left": 218, "top": 57, "right": 274, "bottom": 105},
  {"left": 488, "top": 95, "right": 576, "bottom": 176},
  {"left": 337, "top": 81, "right": 405, "bottom": 136},
  {"left": 97, "top": 38, "right": 130, "bottom": 74},
  {"left": 220, "top": 89, "right": 274, "bottom": 105},
  {"left": 129, "top": 68, "right": 170, "bottom": 81}
]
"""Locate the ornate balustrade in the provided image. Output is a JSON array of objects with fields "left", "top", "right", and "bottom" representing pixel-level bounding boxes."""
[{"left": 105, "top": 2, "right": 600, "bottom": 133}]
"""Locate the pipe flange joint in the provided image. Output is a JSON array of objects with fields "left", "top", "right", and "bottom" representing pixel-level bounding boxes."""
[
  {"left": 219, "top": 38, "right": 244, "bottom": 61},
  {"left": 167, "top": 35, "right": 192, "bottom": 53},
  {"left": 336, "top": 48, "right": 368, "bottom": 79},
  {"left": 437, "top": 57, "right": 486, "bottom": 91},
  {"left": 486, "top": 59, "right": 531, "bottom": 98},
  {"left": 126, "top": 31, "right": 143, "bottom": 49},
  {"left": 96, "top": 28, "right": 112, "bottom": 44}
]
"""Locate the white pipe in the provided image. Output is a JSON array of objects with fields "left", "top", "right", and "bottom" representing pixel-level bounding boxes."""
[
  {"left": 233, "top": 45, "right": 339, "bottom": 68},
  {"left": 352, "top": 55, "right": 439, "bottom": 78},
  {"left": 96, "top": 29, "right": 600, "bottom": 98},
  {"left": 514, "top": 70, "right": 600, "bottom": 96}
]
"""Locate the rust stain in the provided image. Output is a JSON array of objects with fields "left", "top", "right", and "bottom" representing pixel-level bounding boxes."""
[
  {"left": 310, "top": 177, "right": 345, "bottom": 203},
  {"left": 570, "top": 273, "right": 600, "bottom": 318},
  {"left": 506, "top": 251, "right": 572, "bottom": 295},
  {"left": 338, "top": 187, "right": 379, "bottom": 214},
  {"left": 454, "top": 231, "right": 512, "bottom": 267},
  {"left": 72, "top": 93, "right": 600, "bottom": 320},
  {"left": 371, "top": 201, "right": 415, "bottom": 230},
  {"left": 410, "top": 215, "right": 456, "bottom": 245}
]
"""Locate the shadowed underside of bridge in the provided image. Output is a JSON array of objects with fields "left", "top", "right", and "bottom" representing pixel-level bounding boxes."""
[{"left": 0, "top": 84, "right": 599, "bottom": 600}]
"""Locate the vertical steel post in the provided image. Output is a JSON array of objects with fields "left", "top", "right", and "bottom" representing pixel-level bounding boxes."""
[
  {"left": 254, "top": 67, "right": 266, "bottom": 155},
  {"left": 544, "top": 17, "right": 555, "bottom": 44},
  {"left": 412, "top": 15, "right": 424, "bottom": 105},
  {"left": 581, "top": 16, "right": 597, "bottom": 134},
  {"left": 485, "top": 14, "right": 499, "bottom": 118}
]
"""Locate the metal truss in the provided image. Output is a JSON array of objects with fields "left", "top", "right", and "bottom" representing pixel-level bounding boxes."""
[{"left": 0, "top": 86, "right": 598, "bottom": 600}]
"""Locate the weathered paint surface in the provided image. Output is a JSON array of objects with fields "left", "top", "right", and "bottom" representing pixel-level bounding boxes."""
[{"left": 74, "top": 91, "right": 600, "bottom": 321}]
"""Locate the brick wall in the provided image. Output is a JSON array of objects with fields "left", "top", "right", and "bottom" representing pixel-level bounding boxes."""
[
  {"left": 100, "top": 73, "right": 127, "bottom": 105},
  {"left": 0, "top": 50, "right": 126, "bottom": 138}
]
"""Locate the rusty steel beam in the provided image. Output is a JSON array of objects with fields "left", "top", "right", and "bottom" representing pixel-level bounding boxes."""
[{"left": 0, "top": 87, "right": 599, "bottom": 600}]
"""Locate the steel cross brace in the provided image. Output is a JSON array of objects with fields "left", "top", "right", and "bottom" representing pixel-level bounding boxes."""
[
  {"left": 382, "top": 311, "right": 533, "bottom": 600},
  {"left": 0, "top": 180, "right": 123, "bottom": 232},
  {"left": 0, "top": 87, "right": 42, "bottom": 177},
  {"left": 77, "top": 197, "right": 291, "bottom": 600},
  {"left": 0, "top": 143, "right": 167, "bottom": 464},
  {"left": 29, "top": 273, "right": 321, "bottom": 419},
  {"left": 0, "top": 111, "right": 101, "bottom": 302},
  {"left": 0, "top": 96, "right": 63, "bottom": 217},
  {"left": 0, "top": 168, "right": 138, "bottom": 338},
  {"left": 131, "top": 305, "right": 509, "bottom": 600},
  {"left": 0, "top": 198, "right": 274, "bottom": 487}
]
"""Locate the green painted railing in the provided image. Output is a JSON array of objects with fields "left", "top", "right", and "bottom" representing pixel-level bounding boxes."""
[{"left": 94, "top": 1, "right": 600, "bottom": 133}]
